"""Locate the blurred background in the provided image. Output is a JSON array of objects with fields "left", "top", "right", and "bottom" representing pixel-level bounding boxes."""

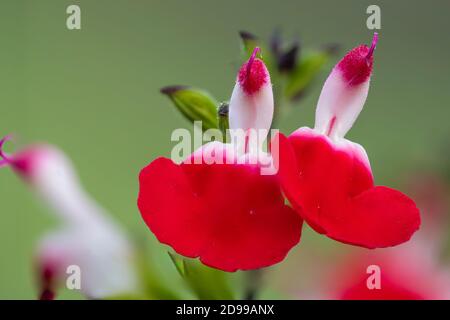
[{"left": 1, "top": 0, "right": 449, "bottom": 299}]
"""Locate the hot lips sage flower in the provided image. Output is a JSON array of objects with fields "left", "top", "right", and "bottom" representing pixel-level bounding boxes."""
[
  {"left": 0, "top": 137, "right": 138, "bottom": 299},
  {"left": 277, "top": 33, "right": 420, "bottom": 248},
  {"left": 138, "top": 48, "right": 302, "bottom": 272}
]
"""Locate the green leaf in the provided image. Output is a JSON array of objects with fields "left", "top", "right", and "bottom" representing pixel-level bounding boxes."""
[
  {"left": 168, "top": 252, "right": 235, "bottom": 300},
  {"left": 284, "top": 50, "right": 334, "bottom": 101},
  {"left": 161, "top": 86, "right": 219, "bottom": 131}
]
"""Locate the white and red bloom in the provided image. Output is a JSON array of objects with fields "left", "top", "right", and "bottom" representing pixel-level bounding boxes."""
[
  {"left": 138, "top": 48, "right": 302, "bottom": 272},
  {"left": 0, "top": 136, "right": 138, "bottom": 299},
  {"left": 276, "top": 33, "right": 421, "bottom": 248}
]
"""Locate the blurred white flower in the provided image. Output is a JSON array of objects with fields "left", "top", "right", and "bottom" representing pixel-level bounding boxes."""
[{"left": 1, "top": 136, "right": 138, "bottom": 299}]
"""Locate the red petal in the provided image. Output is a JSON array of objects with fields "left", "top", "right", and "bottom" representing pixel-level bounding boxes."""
[
  {"left": 338, "top": 186, "right": 420, "bottom": 248},
  {"left": 276, "top": 129, "right": 420, "bottom": 248},
  {"left": 138, "top": 154, "right": 302, "bottom": 272}
]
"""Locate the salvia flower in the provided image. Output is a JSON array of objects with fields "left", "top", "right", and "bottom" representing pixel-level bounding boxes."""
[
  {"left": 0, "top": 137, "right": 138, "bottom": 299},
  {"left": 138, "top": 48, "right": 302, "bottom": 272},
  {"left": 276, "top": 33, "right": 421, "bottom": 248}
]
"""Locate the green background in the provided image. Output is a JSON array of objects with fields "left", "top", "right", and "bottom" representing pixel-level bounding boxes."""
[{"left": 1, "top": 0, "right": 449, "bottom": 299}]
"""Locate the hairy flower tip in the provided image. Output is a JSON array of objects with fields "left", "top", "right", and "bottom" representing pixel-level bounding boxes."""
[
  {"left": 238, "top": 47, "right": 269, "bottom": 95},
  {"left": 338, "top": 33, "right": 378, "bottom": 86}
]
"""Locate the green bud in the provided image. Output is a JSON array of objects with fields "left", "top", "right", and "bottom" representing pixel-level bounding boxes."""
[{"left": 161, "top": 86, "right": 219, "bottom": 131}]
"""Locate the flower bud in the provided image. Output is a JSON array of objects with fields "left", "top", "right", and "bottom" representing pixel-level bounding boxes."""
[
  {"left": 229, "top": 47, "right": 273, "bottom": 154},
  {"left": 314, "top": 33, "right": 378, "bottom": 140}
]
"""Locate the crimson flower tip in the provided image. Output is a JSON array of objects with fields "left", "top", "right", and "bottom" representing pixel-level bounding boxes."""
[
  {"left": 238, "top": 47, "right": 268, "bottom": 95},
  {"left": 337, "top": 34, "right": 378, "bottom": 86}
]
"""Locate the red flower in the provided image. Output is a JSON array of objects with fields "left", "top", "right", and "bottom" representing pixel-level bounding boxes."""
[
  {"left": 138, "top": 48, "right": 302, "bottom": 272},
  {"left": 276, "top": 33, "right": 420, "bottom": 248}
]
